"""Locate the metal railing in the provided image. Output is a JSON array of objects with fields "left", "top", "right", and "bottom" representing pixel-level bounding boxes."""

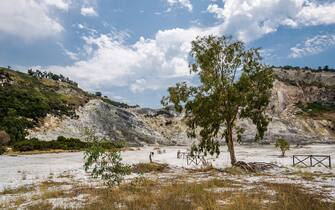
[{"left": 293, "top": 155, "right": 331, "bottom": 168}]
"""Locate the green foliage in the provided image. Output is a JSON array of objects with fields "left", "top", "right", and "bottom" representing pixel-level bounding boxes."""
[
  {"left": 0, "top": 131, "right": 11, "bottom": 146},
  {"left": 101, "top": 97, "right": 139, "bottom": 108},
  {"left": 12, "top": 137, "right": 88, "bottom": 152},
  {"left": 0, "top": 145, "right": 6, "bottom": 155},
  {"left": 275, "top": 65, "right": 335, "bottom": 72},
  {"left": 162, "top": 35, "right": 274, "bottom": 165},
  {"left": 27, "top": 69, "right": 78, "bottom": 86},
  {"left": 296, "top": 102, "right": 335, "bottom": 116},
  {"left": 83, "top": 129, "right": 131, "bottom": 186},
  {"left": 12, "top": 135, "right": 124, "bottom": 152},
  {"left": 0, "top": 68, "right": 89, "bottom": 143},
  {"left": 275, "top": 138, "right": 290, "bottom": 157}
]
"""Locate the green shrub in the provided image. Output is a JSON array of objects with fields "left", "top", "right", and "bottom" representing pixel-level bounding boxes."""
[
  {"left": 12, "top": 136, "right": 124, "bottom": 152},
  {"left": 296, "top": 102, "right": 335, "bottom": 116},
  {"left": 0, "top": 145, "right": 6, "bottom": 155},
  {"left": 84, "top": 129, "right": 130, "bottom": 186},
  {"left": 12, "top": 137, "right": 88, "bottom": 152},
  {"left": 0, "top": 68, "right": 87, "bottom": 143},
  {"left": 0, "top": 130, "right": 10, "bottom": 145},
  {"left": 275, "top": 138, "right": 290, "bottom": 157},
  {"left": 56, "top": 136, "right": 88, "bottom": 150}
]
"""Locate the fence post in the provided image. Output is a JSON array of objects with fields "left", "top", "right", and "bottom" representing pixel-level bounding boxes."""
[
  {"left": 293, "top": 155, "right": 295, "bottom": 166},
  {"left": 310, "top": 155, "right": 313, "bottom": 167},
  {"left": 329, "top": 156, "right": 332, "bottom": 168}
]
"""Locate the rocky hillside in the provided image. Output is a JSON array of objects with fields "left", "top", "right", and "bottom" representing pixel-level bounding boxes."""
[
  {"left": 2, "top": 67, "right": 335, "bottom": 146},
  {"left": 239, "top": 68, "right": 335, "bottom": 144}
]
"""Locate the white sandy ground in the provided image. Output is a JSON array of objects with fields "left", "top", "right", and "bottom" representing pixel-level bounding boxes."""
[
  {"left": 0, "top": 144, "right": 334, "bottom": 190},
  {"left": 0, "top": 144, "right": 334, "bottom": 208}
]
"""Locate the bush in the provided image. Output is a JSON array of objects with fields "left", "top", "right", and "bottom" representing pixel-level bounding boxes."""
[
  {"left": 11, "top": 134, "right": 126, "bottom": 152},
  {"left": 56, "top": 136, "right": 88, "bottom": 150},
  {"left": 12, "top": 137, "right": 89, "bottom": 152},
  {"left": 95, "top": 92, "right": 102, "bottom": 97},
  {"left": 0, "top": 145, "right": 6, "bottom": 155},
  {"left": 0, "top": 130, "right": 10, "bottom": 146},
  {"left": 296, "top": 102, "right": 335, "bottom": 116},
  {"left": 84, "top": 129, "right": 131, "bottom": 186},
  {"left": 275, "top": 138, "right": 290, "bottom": 157}
]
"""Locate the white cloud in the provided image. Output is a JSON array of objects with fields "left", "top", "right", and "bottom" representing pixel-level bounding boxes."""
[
  {"left": 46, "top": 26, "right": 220, "bottom": 93},
  {"left": 167, "top": 0, "right": 193, "bottom": 12},
  {"left": 207, "top": 0, "right": 335, "bottom": 42},
  {"left": 80, "top": 7, "right": 98, "bottom": 16},
  {"left": 289, "top": 34, "right": 335, "bottom": 58},
  {"left": 296, "top": 2, "right": 335, "bottom": 26},
  {"left": 0, "top": 0, "right": 67, "bottom": 41},
  {"left": 44, "top": 0, "right": 70, "bottom": 10}
]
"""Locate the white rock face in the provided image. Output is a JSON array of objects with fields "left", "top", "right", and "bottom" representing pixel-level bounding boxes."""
[
  {"left": 254, "top": 69, "right": 335, "bottom": 143},
  {"left": 29, "top": 69, "right": 335, "bottom": 145},
  {"left": 29, "top": 100, "right": 162, "bottom": 146}
]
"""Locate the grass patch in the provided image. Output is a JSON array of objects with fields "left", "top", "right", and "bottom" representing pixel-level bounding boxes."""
[
  {"left": 288, "top": 170, "right": 335, "bottom": 181},
  {"left": 82, "top": 179, "right": 223, "bottom": 210},
  {"left": 223, "top": 166, "right": 247, "bottom": 175},
  {"left": 0, "top": 185, "right": 35, "bottom": 195},
  {"left": 293, "top": 170, "right": 316, "bottom": 181},
  {"left": 81, "top": 178, "right": 334, "bottom": 210},
  {"left": 26, "top": 201, "right": 53, "bottom": 210},
  {"left": 266, "top": 182, "right": 334, "bottom": 210},
  {"left": 131, "top": 162, "right": 169, "bottom": 174},
  {"left": 187, "top": 165, "right": 218, "bottom": 173},
  {"left": 11, "top": 177, "right": 335, "bottom": 210}
]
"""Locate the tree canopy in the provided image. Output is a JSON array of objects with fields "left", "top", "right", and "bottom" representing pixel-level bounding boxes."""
[{"left": 162, "top": 35, "right": 274, "bottom": 165}]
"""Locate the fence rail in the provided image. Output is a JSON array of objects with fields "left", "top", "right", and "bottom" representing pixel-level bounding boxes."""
[{"left": 293, "top": 155, "right": 331, "bottom": 168}]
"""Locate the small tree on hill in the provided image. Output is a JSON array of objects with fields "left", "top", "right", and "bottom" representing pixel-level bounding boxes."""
[
  {"left": 275, "top": 138, "right": 290, "bottom": 157},
  {"left": 95, "top": 92, "right": 102, "bottom": 97},
  {"left": 162, "top": 35, "right": 274, "bottom": 166}
]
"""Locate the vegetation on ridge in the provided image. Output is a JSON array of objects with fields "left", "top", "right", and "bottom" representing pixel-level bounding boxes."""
[
  {"left": 0, "top": 67, "right": 92, "bottom": 144},
  {"left": 296, "top": 101, "right": 335, "bottom": 116},
  {"left": 0, "top": 67, "right": 135, "bottom": 145}
]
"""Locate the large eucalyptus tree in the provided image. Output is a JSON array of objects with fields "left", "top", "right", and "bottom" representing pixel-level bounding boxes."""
[{"left": 162, "top": 35, "right": 274, "bottom": 165}]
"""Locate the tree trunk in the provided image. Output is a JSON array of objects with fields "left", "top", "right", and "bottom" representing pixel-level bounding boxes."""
[
  {"left": 281, "top": 150, "right": 285, "bottom": 157},
  {"left": 226, "top": 125, "right": 237, "bottom": 165}
]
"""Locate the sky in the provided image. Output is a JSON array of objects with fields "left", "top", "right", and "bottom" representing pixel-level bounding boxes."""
[{"left": 0, "top": 0, "right": 335, "bottom": 108}]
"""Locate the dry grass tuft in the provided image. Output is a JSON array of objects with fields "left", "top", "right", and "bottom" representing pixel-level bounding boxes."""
[
  {"left": 0, "top": 185, "right": 35, "bottom": 195},
  {"left": 222, "top": 166, "right": 247, "bottom": 175},
  {"left": 26, "top": 201, "right": 53, "bottom": 210},
  {"left": 4, "top": 176, "right": 335, "bottom": 210},
  {"left": 288, "top": 170, "right": 335, "bottom": 181},
  {"left": 78, "top": 178, "right": 334, "bottom": 210},
  {"left": 131, "top": 162, "right": 169, "bottom": 174},
  {"left": 187, "top": 165, "right": 218, "bottom": 173},
  {"left": 265, "top": 182, "right": 334, "bottom": 210}
]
